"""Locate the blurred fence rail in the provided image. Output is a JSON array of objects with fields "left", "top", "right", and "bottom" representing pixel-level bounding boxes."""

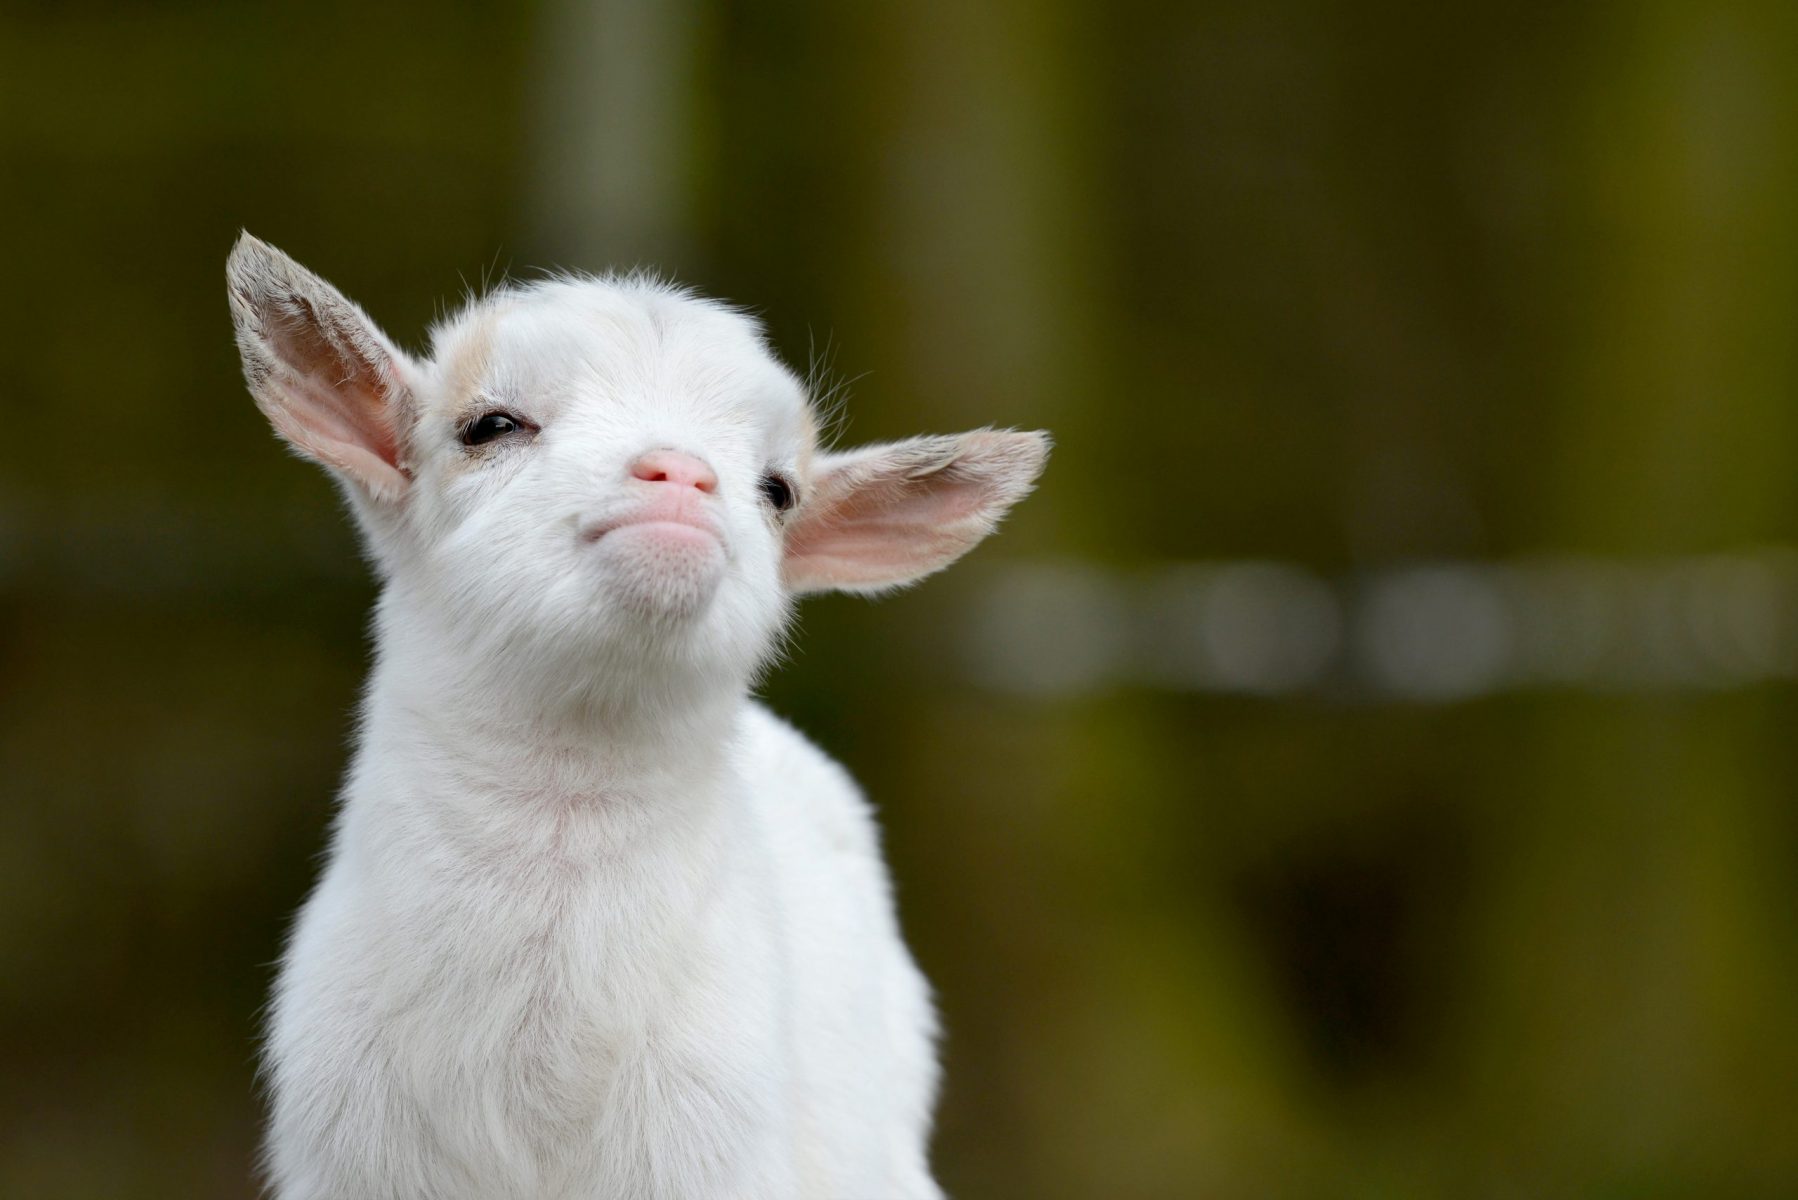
[{"left": 969, "top": 550, "right": 1798, "bottom": 699}]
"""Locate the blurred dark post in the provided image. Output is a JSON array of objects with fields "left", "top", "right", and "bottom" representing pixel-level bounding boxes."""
[
  {"left": 1471, "top": 1, "right": 1798, "bottom": 1182},
  {"left": 523, "top": 0, "right": 712, "bottom": 269}
]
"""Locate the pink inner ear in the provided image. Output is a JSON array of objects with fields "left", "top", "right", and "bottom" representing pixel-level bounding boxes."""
[
  {"left": 820, "top": 469, "right": 990, "bottom": 528},
  {"left": 783, "top": 461, "right": 1003, "bottom": 592},
  {"left": 783, "top": 430, "right": 1046, "bottom": 594},
  {"left": 276, "top": 367, "right": 399, "bottom": 466},
  {"left": 787, "top": 518, "right": 971, "bottom": 582},
  {"left": 264, "top": 400, "right": 407, "bottom": 495},
  {"left": 256, "top": 301, "right": 410, "bottom": 496},
  {"left": 266, "top": 305, "right": 400, "bottom": 464}
]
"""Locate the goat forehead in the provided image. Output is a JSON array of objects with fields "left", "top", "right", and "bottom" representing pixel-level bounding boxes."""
[{"left": 429, "top": 283, "right": 804, "bottom": 422}]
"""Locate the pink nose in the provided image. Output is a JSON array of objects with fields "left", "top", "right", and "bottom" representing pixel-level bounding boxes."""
[{"left": 629, "top": 449, "right": 718, "bottom": 493}]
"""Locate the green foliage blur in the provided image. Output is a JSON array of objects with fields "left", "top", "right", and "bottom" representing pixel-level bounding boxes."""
[{"left": 4, "top": 1, "right": 1797, "bottom": 1196}]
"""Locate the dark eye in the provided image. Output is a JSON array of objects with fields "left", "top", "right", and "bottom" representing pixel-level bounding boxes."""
[
  {"left": 460, "top": 412, "right": 529, "bottom": 447},
  {"left": 758, "top": 471, "right": 797, "bottom": 514}
]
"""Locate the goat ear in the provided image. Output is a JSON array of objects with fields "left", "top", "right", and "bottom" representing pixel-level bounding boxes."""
[
  {"left": 783, "top": 429, "right": 1049, "bottom": 595},
  {"left": 226, "top": 233, "right": 417, "bottom": 502}
]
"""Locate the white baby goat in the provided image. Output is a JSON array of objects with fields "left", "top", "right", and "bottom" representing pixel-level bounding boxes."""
[{"left": 226, "top": 233, "right": 1047, "bottom": 1200}]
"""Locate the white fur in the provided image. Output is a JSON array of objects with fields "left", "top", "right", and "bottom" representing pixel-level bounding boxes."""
[{"left": 226, "top": 234, "right": 1047, "bottom": 1199}]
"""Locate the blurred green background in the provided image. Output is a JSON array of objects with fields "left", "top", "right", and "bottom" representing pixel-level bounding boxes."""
[{"left": 4, "top": 1, "right": 1798, "bottom": 1196}]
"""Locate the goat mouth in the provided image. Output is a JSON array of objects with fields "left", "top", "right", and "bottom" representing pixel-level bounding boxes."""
[{"left": 580, "top": 511, "right": 725, "bottom": 548}]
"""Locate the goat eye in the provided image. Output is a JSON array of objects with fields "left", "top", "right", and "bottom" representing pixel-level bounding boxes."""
[
  {"left": 758, "top": 472, "right": 797, "bottom": 514},
  {"left": 461, "top": 412, "right": 526, "bottom": 447}
]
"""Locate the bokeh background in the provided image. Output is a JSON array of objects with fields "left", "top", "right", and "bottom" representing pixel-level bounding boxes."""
[{"left": 5, "top": 1, "right": 1798, "bottom": 1196}]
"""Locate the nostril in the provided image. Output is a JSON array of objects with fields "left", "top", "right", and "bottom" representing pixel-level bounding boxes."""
[{"left": 630, "top": 449, "right": 718, "bottom": 494}]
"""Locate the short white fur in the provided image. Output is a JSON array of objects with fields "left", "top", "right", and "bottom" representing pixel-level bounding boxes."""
[{"left": 226, "top": 234, "right": 1049, "bottom": 1200}]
